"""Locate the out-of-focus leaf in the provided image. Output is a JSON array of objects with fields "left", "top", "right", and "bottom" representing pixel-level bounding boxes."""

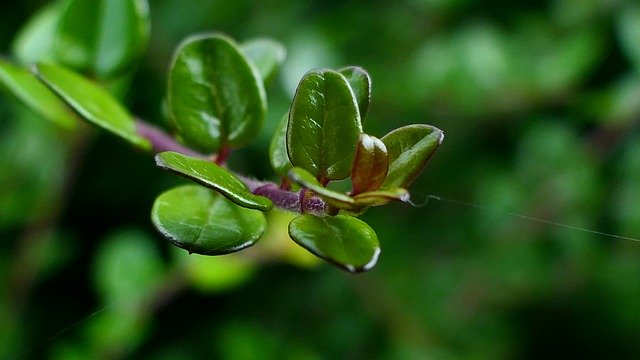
[
  {"left": 288, "top": 167, "right": 357, "bottom": 211},
  {"left": 287, "top": 69, "right": 361, "bottom": 183},
  {"left": 381, "top": 124, "right": 444, "bottom": 189},
  {"left": 93, "top": 229, "right": 164, "bottom": 305},
  {"left": 12, "top": 3, "right": 60, "bottom": 65},
  {"left": 152, "top": 185, "right": 267, "bottom": 255},
  {"left": 54, "top": 0, "right": 150, "bottom": 77},
  {"left": 168, "top": 33, "right": 266, "bottom": 152},
  {"left": 173, "top": 248, "right": 256, "bottom": 293},
  {"left": 338, "top": 66, "right": 371, "bottom": 119},
  {"left": 241, "top": 38, "right": 286, "bottom": 83},
  {"left": 618, "top": 5, "right": 640, "bottom": 72},
  {"left": 0, "top": 59, "right": 77, "bottom": 129},
  {"left": 288, "top": 214, "right": 380, "bottom": 273},
  {"left": 269, "top": 112, "right": 292, "bottom": 178},
  {"left": 35, "top": 62, "right": 151, "bottom": 149},
  {"left": 155, "top": 151, "right": 272, "bottom": 211},
  {"left": 351, "top": 133, "right": 388, "bottom": 194}
]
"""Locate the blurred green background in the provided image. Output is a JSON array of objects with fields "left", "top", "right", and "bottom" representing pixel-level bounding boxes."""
[{"left": 3, "top": 0, "right": 640, "bottom": 358}]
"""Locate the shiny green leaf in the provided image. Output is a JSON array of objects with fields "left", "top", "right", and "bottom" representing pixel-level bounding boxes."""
[
  {"left": 168, "top": 33, "right": 267, "bottom": 153},
  {"left": 381, "top": 124, "right": 444, "bottom": 189},
  {"left": 287, "top": 69, "right": 361, "bottom": 183},
  {"left": 12, "top": 2, "right": 60, "bottom": 65},
  {"left": 241, "top": 38, "right": 286, "bottom": 83},
  {"left": 288, "top": 214, "right": 380, "bottom": 273},
  {"left": 155, "top": 151, "right": 272, "bottom": 211},
  {"left": 152, "top": 185, "right": 267, "bottom": 255},
  {"left": 288, "top": 167, "right": 357, "bottom": 211},
  {"left": 338, "top": 66, "right": 371, "bottom": 119},
  {"left": 35, "top": 63, "right": 151, "bottom": 149},
  {"left": 0, "top": 60, "right": 77, "bottom": 129},
  {"left": 351, "top": 133, "right": 388, "bottom": 194},
  {"left": 54, "top": 0, "right": 150, "bottom": 77}
]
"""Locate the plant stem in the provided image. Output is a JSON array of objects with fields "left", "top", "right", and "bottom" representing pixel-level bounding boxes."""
[{"left": 136, "top": 119, "right": 328, "bottom": 216}]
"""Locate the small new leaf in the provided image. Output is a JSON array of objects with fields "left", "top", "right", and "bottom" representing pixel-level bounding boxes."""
[
  {"left": 168, "top": 33, "right": 267, "bottom": 153},
  {"left": 152, "top": 185, "right": 267, "bottom": 255},
  {"left": 288, "top": 214, "right": 380, "bottom": 273},
  {"left": 288, "top": 167, "right": 358, "bottom": 212},
  {"left": 155, "top": 151, "right": 272, "bottom": 211},
  {"left": 35, "top": 62, "right": 151, "bottom": 149},
  {"left": 269, "top": 112, "right": 293, "bottom": 178},
  {"left": 287, "top": 68, "right": 362, "bottom": 183},
  {"left": 381, "top": 124, "right": 444, "bottom": 189},
  {"left": 351, "top": 133, "right": 389, "bottom": 194}
]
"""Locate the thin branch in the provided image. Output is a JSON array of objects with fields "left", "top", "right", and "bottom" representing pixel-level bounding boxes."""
[{"left": 136, "top": 119, "right": 328, "bottom": 216}]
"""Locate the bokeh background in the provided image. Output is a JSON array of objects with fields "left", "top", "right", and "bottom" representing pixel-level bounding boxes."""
[{"left": 3, "top": 0, "right": 640, "bottom": 358}]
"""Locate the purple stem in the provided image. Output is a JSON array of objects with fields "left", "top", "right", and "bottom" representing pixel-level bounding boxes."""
[{"left": 136, "top": 119, "right": 328, "bottom": 216}]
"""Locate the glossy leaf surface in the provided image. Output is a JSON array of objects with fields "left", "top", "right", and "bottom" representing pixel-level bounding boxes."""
[
  {"left": 287, "top": 69, "right": 361, "bottom": 182},
  {"left": 155, "top": 151, "right": 272, "bottom": 211},
  {"left": 35, "top": 63, "right": 151, "bottom": 149},
  {"left": 0, "top": 60, "right": 76, "bottom": 129},
  {"left": 288, "top": 167, "right": 357, "bottom": 211},
  {"left": 269, "top": 112, "right": 293, "bottom": 178},
  {"left": 288, "top": 214, "right": 380, "bottom": 273},
  {"left": 152, "top": 185, "right": 266, "bottom": 255},
  {"left": 168, "top": 33, "right": 266, "bottom": 152},
  {"left": 351, "top": 133, "right": 389, "bottom": 194},
  {"left": 381, "top": 124, "right": 444, "bottom": 189},
  {"left": 54, "top": 0, "right": 150, "bottom": 77},
  {"left": 338, "top": 66, "right": 371, "bottom": 119},
  {"left": 241, "top": 38, "right": 286, "bottom": 82}
]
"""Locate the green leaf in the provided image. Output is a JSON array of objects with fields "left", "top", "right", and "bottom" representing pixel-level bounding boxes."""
[
  {"left": 152, "top": 185, "right": 267, "bottom": 255},
  {"left": 12, "top": 2, "right": 60, "bottom": 65},
  {"left": 351, "top": 133, "right": 388, "bottom": 194},
  {"left": 168, "top": 33, "right": 267, "bottom": 153},
  {"left": 35, "top": 62, "right": 151, "bottom": 149},
  {"left": 269, "top": 112, "right": 293, "bottom": 178},
  {"left": 338, "top": 66, "right": 371, "bottom": 119},
  {"left": 288, "top": 167, "right": 357, "bottom": 211},
  {"left": 54, "top": 0, "right": 150, "bottom": 77},
  {"left": 353, "top": 187, "right": 410, "bottom": 207},
  {"left": 287, "top": 69, "right": 362, "bottom": 183},
  {"left": 241, "top": 38, "right": 286, "bottom": 83},
  {"left": 0, "top": 60, "right": 77, "bottom": 129},
  {"left": 618, "top": 5, "right": 640, "bottom": 72},
  {"left": 381, "top": 124, "right": 444, "bottom": 189},
  {"left": 288, "top": 214, "right": 380, "bottom": 273},
  {"left": 155, "top": 151, "right": 272, "bottom": 211}
]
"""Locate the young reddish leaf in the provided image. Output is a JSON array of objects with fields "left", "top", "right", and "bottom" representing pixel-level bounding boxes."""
[
  {"left": 381, "top": 124, "right": 444, "bottom": 189},
  {"left": 168, "top": 33, "right": 267, "bottom": 153},
  {"left": 152, "top": 185, "right": 267, "bottom": 255},
  {"left": 287, "top": 69, "right": 361, "bottom": 183},
  {"left": 155, "top": 151, "right": 272, "bottom": 211},
  {"left": 338, "top": 66, "right": 371, "bottom": 119},
  {"left": 351, "top": 133, "right": 389, "bottom": 194},
  {"left": 288, "top": 214, "right": 380, "bottom": 273}
]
